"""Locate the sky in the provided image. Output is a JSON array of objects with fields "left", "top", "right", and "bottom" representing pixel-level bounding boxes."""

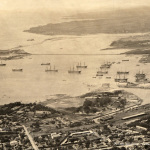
[{"left": 0, "top": 0, "right": 149, "bottom": 12}]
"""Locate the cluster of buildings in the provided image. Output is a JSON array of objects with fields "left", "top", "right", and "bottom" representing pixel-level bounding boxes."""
[
  {"left": 0, "top": 115, "right": 33, "bottom": 149},
  {"left": 32, "top": 118, "right": 150, "bottom": 150},
  {"left": 0, "top": 95, "right": 149, "bottom": 149}
]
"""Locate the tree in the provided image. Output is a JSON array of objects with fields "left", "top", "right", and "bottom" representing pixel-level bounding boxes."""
[
  {"left": 119, "top": 99, "right": 126, "bottom": 108},
  {"left": 85, "top": 140, "right": 90, "bottom": 149},
  {"left": 84, "top": 106, "right": 90, "bottom": 114},
  {"left": 83, "top": 100, "right": 93, "bottom": 107},
  {"left": 128, "top": 137, "right": 134, "bottom": 144}
]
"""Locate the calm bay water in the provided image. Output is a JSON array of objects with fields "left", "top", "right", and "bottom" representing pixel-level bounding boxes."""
[{"left": 0, "top": 54, "right": 150, "bottom": 105}]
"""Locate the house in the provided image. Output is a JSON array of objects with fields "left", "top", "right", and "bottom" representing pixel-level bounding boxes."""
[
  {"left": 136, "top": 125, "right": 147, "bottom": 131},
  {"left": 51, "top": 132, "right": 61, "bottom": 139},
  {"left": 10, "top": 140, "right": 18, "bottom": 146}
]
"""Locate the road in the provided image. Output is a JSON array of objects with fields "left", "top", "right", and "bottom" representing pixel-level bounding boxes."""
[{"left": 22, "top": 125, "right": 39, "bottom": 150}]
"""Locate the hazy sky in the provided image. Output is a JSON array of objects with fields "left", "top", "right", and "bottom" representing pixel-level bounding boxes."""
[{"left": 0, "top": 0, "right": 149, "bottom": 11}]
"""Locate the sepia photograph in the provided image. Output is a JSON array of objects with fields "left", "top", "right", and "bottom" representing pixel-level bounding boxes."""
[{"left": 0, "top": 0, "right": 150, "bottom": 149}]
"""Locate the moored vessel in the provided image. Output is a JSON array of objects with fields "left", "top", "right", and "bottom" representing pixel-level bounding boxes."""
[
  {"left": 45, "top": 65, "right": 58, "bottom": 72},
  {"left": 97, "top": 67, "right": 108, "bottom": 75},
  {"left": 41, "top": 63, "right": 50, "bottom": 65},
  {"left": 0, "top": 61, "right": 6, "bottom": 66},
  {"left": 114, "top": 73, "right": 128, "bottom": 83},
  {"left": 12, "top": 69, "right": 23, "bottom": 72},
  {"left": 122, "top": 59, "right": 129, "bottom": 61},
  {"left": 135, "top": 71, "right": 148, "bottom": 83},
  {"left": 68, "top": 66, "right": 81, "bottom": 74},
  {"left": 117, "top": 71, "right": 129, "bottom": 75},
  {"left": 100, "top": 62, "right": 112, "bottom": 69},
  {"left": 76, "top": 62, "right": 87, "bottom": 68}
]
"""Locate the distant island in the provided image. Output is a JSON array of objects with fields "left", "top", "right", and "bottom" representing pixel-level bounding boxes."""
[
  {"left": 0, "top": 49, "right": 30, "bottom": 60},
  {"left": 24, "top": 7, "right": 150, "bottom": 36},
  {"left": 110, "top": 33, "right": 150, "bottom": 63}
]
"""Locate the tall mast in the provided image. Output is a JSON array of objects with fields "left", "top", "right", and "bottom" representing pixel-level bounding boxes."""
[{"left": 124, "top": 73, "right": 125, "bottom": 79}]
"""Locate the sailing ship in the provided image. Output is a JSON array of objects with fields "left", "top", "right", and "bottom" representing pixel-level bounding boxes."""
[
  {"left": 68, "top": 66, "right": 81, "bottom": 74},
  {"left": 135, "top": 71, "right": 147, "bottom": 82},
  {"left": 97, "top": 68, "right": 108, "bottom": 74},
  {"left": 114, "top": 73, "right": 128, "bottom": 83},
  {"left": 96, "top": 72, "right": 103, "bottom": 76},
  {"left": 45, "top": 65, "right": 58, "bottom": 72},
  {"left": 12, "top": 69, "right": 23, "bottom": 72},
  {"left": 100, "top": 62, "right": 112, "bottom": 69},
  {"left": 41, "top": 63, "right": 50, "bottom": 65},
  {"left": 76, "top": 62, "right": 87, "bottom": 68},
  {"left": 0, "top": 61, "right": 6, "bottom": 66}
]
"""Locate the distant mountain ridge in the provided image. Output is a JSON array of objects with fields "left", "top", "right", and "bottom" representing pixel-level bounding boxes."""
[{"left": 25, "top": 7, "right": 150, "bottom": 35}]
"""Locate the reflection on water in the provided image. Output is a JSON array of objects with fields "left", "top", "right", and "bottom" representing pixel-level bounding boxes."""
[{"left": 0, "top": 54, "right": 150, "bottom": 105}]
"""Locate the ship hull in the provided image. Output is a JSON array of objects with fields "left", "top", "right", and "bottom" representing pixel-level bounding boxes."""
[
  {"left": 12, "top": 69, "right": 23, "bottom": 72},
  {"left": 0, "top": 64, "right": 6, "bottom": 66},
  {"left": 115, "top": 79, "right": 128, "bottom": 82},
  {"left": 97, "top": 71, "right": 108, "bottom": 74},
  {"left": 122, "top": 60, "right": 129, "bottom": 61},
  {"left": 76, "top": 66, "right": 87, "bottom": 68},
  {"left": 45, "top": 70, "right": 58, "bottom": 72},
  {"left": 117, "top": 72, "right": 129, "bottom": 75},
  {"left": 100, "top": 66, "right": 110, "bottom": 69},
  {"left": 41, "top": 63, "right": 50, "bottom": 65},
  {"left": 68, "top": 70, "right": 81, "bottom": 74}
]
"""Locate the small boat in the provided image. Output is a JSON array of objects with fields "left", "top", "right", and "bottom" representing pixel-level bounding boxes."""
[
  {"left": 45, "top": 65, "right": 58, "bottom": 72},
  {"left": 76, "top": 62, "right": 87, "bottom": 68},
  {"left": 0, "top": 61, "right": 6, "bottom": 66},
  {"left": 68, "top": 66, "right": 81, "bottom": 74},
  {"left": 12, "top": 69, "right": 23, "bottom": 72},
  {"left": 41, "top": 63, "right": 50, "bottom": 65},
  {"left": 106, "top": 77, "right": 111, "bottom": 79},
  {"left": 122, "top": 59, "right": 129, "bottom": 61}
]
